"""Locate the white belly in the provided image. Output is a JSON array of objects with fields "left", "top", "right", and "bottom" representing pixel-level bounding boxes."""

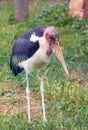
[
  {"left": 18, "top": 37, "right": 51, "bottom": 71},
  {"left": 29, "top": 55, "right": 50, "bottom": 70}
]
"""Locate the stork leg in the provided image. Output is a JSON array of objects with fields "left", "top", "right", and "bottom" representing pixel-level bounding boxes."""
[
  {"left": 26, "top": 71, "right": 31, "bottom": 123},
  {"left": 40, "top": 71, "right": 47, "bottom": 122}
]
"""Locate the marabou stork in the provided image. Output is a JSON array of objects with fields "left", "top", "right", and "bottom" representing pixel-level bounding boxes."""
[{"left": 10, "top": 25, "right": 68, "bottom": 123}]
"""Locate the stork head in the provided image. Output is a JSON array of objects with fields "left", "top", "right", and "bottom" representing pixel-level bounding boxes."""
[{"left": 44, "top": 26, "right": 68, "bottom": 76}]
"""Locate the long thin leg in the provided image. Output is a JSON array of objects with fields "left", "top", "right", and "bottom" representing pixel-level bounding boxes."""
[
  {"left": 40, "top": 71, "right": 47, "bottom": 122},
  {"left": 26, "top": 71, "right": 31, "bottom": 123}
]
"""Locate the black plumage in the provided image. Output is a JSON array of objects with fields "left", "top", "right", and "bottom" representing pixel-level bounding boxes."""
[{"left": 10, "top": 25, "right": 46, "bottom": 76}]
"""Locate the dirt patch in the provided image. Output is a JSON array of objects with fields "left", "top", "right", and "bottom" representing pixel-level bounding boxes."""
[
  {"left": 69, "top": 71, "right": 88, "bottom": 86},
  {"left": 0, "top": 90, "right": 41, "bottom": 118}
]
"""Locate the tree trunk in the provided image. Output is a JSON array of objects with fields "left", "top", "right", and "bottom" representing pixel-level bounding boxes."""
[
  {"left": 13, "top": 0, "right": 29, "bottom": 22},
  {"left": 69, "top": 0, "right": 88, "bottom": 19},
  {"left": 83, "top": 0, "right": 88, "bottom": 18}
]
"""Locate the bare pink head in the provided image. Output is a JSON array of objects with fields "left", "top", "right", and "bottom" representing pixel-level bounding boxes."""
[{"left": 44, "top": 26, "right": 68, "bottom": 76}]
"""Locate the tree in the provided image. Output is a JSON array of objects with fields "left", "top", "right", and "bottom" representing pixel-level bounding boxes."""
[
  {"left": 13, "top": 0, "right": 29, "bottom": 22},
  {"left": 69, "top": 0, "right": 88, "bottom": 19}
]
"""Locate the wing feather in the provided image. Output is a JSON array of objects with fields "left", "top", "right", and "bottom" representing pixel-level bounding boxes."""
[{"left": 10, "top": 25, "right": 46, "bottom": 76}]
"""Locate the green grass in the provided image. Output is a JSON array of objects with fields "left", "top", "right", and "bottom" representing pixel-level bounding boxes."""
[{"left": 0, "top": 0, "right": 88, "bottom": 130}]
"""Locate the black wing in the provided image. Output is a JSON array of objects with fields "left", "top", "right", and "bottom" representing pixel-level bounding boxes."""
[
  {"left": 20, "top": 25, "right": 46, "bottom": 39},
  {"left": 10, "top": 25, "right": 46, "bottom": 76}
]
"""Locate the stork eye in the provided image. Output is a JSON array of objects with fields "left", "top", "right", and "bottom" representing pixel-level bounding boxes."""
[
  {"left": 50, "top": 34, "right": 59, "bottom": 42},
  {"left": 50, "top": 36, "right": 55, "bottom": 41}
]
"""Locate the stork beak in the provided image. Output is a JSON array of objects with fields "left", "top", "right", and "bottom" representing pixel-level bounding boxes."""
[{"left": 52, "top": 42, "right": 68, "bottom": 76}]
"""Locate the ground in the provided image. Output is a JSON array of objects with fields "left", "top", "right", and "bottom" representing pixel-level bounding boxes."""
[{"left": 0, "top": 0, "right": 88, "bottom": 129}]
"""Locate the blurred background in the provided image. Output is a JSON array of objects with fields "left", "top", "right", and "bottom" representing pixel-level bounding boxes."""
[{"left": 0, "top": 0, "right": 88, "bottom": 129}]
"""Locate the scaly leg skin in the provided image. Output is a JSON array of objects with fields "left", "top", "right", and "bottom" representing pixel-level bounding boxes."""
[
  {"left": 40, "top": 71, "right": 47, "bottom": 123},
  {"left": 26, "top": 71, "right": 31, "bottom": 123}
]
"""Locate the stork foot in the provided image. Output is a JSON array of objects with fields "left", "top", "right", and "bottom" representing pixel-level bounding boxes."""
[
  {"left": 43, "top": 118, "right": 47, "bottom": 123},
  {"left": 28, "top": 119, "right": 31, "bottom": 124}
]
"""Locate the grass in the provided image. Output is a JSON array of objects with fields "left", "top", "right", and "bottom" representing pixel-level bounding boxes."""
[{"left": 0, "top": 0, "right": 88, "bottom": 130}]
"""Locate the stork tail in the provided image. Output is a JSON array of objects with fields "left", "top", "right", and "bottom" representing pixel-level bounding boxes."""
[{"left": 10, "top": 56, "right": 23, "bottom": 76}]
